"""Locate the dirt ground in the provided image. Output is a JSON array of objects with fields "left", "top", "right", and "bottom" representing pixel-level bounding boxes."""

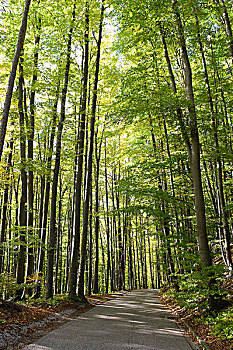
[{"left": 160, "top": 296, "right": 233, "bottom": 350}]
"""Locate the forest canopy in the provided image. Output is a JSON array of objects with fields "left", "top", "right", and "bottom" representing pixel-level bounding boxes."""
[{"left": 0, "top": 2, "right": 233, "bottom": 336}]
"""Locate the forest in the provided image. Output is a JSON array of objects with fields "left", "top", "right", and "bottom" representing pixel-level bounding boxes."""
[{"left": 0, "top": 0, "right": 233, "bottom": 347}]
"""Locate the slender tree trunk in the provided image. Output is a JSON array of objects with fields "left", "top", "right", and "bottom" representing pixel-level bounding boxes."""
[
  {"left": 172, "top": 0, "right": 212, "bottom": 267},
  {"left": 219, "top": 0, "right": 233, "bottom": 63},
  {"left": 128, "top": 230, "right": 134, "bottom": 289},
  {"left": 34, "top": 82, "right": 60, "bottom": 298},
  {"left": 0, "top": 141, "right": 13, "bottom": 273},
  {"left": 105, "top": 142, "right": 111, "bottom": 293},
  {"left": 122, "top": 206, "right": 127, "bottom": 290},
  {"left": 111, "top": 174, "right": 117, "bottom": 291},
  {"left": 100, "top": 232, "right": 105, "bottom": 293},
  {"left": 143, "top": 231, "right": 148, "bottom": 289},
  {"left": 92, "top": 132, "right": 102, "bottom": 294},
  {"left": 7, "top": 189, "right": 12, "bottom": 275},
  {"left": 156, "top": 234, "right": 161, "bottom": 289},
  {"left": 203, "top": 160, "right": 218, "bottom": 215},
  {"left": 172, "top": 0, "right": 221, "bottom": 309},
  {"left": 55, "top": 177, "right": 65, "bottom": 295},
  {"left": 132, "top": 231, "right": 137, "bottom": 289},
  {"left": 88, "top": 185, "right": 93, "bottom": 296},
  {"left": 68, "top": 4, "right": 89, "bottom": 298},
  {"left": 135, "top": 216, "right": 141, "bottom": 288},
  {"left": 116, "top": 175, "right": 123, "bottom": 291},
  {"left": 161, "top": 175, "right": 179, "bottom": 292},
  {"left": 13, "top": 181, "right": 19, "bottom": 278},
  {"left": 26, "top": 17, "right": 42, "bottom": 294},
  {"left": 148, "top": 236, "right": 155, "bottom": 289},
  {"left": 78, "top": 1, "right": 104, "bottom": 300},
  {"left": 16, "top": 55, "right": 28, "bottom": 299},
  {"left": 46, "top": 5, "right": 76, "bottom": 299},
  {"left": 37, "top": 174, "right": 45, "bottom": 253},
  {"left": 93, "top": 163, "right": 100, "bottom": 294},
  {"left": 159, "top": 28, "right": 192, "bottom": 159},
  {"left": 0, "top": 0, "right": 31, "bottom": 160},
  {"left": 139, "top": 221, "right": 145, "bottom": 288},
  {"left": 66, "top": 194, "right": 73, "bottom": 292},
  {"left": 194, "top": 8, "right": 233, "bottom": 274}
]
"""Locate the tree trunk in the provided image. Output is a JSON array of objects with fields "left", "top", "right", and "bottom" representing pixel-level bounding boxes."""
[
  {"left": 105, "top": 139, "right": 111, "bottom": 293},
  {"left": 172, "top": 0, "right": 219, "bottom": 308},
  {"left": 88, "top": 185, "right": 93, "bottom": 296},
  {"left": 156, "top": 234, "right": 161, "bottom": 289},
  {"left": 194, "top": 8, "right": 233, "bottom": 274},
  {"left": 26, "top": 17, "right": 42, "bottom": 294},
  {"left": 219, "top": 0, "right": 233, "bottom": 63},
  {"left": 135, "top": 216, "right": 141, "bottom": 288},
  {"left": 128, "top": 231, "right": 134, "bottom": 289},
  {"left": 0, "top": 141, "right": 13, "bottom": 273},
  {"left": 172, "top": 0, "right": 212, "bottom": 268},
  {"left": 68, "top": 4, "right": 89, "bottom": 298},
  {"left": 93, "top": 140, "right": 101, "bottom": 294},
  {"left": 148, "top": 236, "right": 155, "bottom": 289},
  {"left": 16, "top": 55, "right": 28, "bottom": 299},
  {"left": 143, "top": 230, "right": 148, "bottom": 289},
  {"left": 78, "top": 1, "right": 104, "bottom": 300},
  {"left": 160, "top": 27, "right": 192, "bottom": 160},
  {"left": 0, "top": 0, "right": 31, "bottom": 160},
  {"left": 93, "top": 163, "right": 100, "bottom": 294},
  {"left": 116, "top": 172, "right": 123, "bottom": 291},
  {"left": 55, "top": 177, "right": 65, "bottom": 295},
  {"left": 46, "top": 5, "right": 75, "bottom": 299},
  {"left": 92, "top": 125, "right": 104, "bottom": 293},
  {"left": 6, "top": 189, "right": 12, "bottom": 276},
  {"left": 34, "top": 82, "right": 60, "bottom": 298}
]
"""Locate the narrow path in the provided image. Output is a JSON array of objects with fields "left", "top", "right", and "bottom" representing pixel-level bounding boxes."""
[{"left": 22, "top": 290, "right": 198, "bottom": 350}]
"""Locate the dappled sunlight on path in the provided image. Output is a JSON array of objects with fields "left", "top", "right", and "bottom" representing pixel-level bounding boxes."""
[{"left": 23, "top": 290, "right": 197, "bottom": 350}]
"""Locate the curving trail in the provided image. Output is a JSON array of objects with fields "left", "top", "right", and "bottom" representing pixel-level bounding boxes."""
[{"left": 22, "top": 290, "right": 198, "bottom": 350}]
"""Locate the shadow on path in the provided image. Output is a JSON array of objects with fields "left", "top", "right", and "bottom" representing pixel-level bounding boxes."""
[{"left": 22, "top": 290, "right": 198, "bottom": 350}]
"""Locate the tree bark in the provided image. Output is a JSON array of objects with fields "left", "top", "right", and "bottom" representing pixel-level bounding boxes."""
[
  {"left": 93, "top": 137, "right": 101, "bottom": 294},
  {"left": 34, "top": 82, "right": 60, "bottom": 298},
  {"left": 160, "top": 26, "right": 192, "bottom": 160},
  {"left": 88, "top": 184, "right": 93, "bottom": 296},
  {"left": 194, "top": 8, "right": 233, "bottom": 274},
  {"left": 219, "top": 0, "right": 233, "bottom": 64},
  {"left": 68, "top": 3, "right": 89, "bottom": 298},
  {"left": 104, "top": 138, "right": 111, "bottom": 293},
  {"left": 78, "top": 1, "right": 104, "bottom": 299},
  {"left": 16, "top": 55, "right": 28, "bottom": 299},
  {"left": 172, "top": 0, "right": 212, "bottom": 269},
  {"left": 46, "top": 4, "right": 76, "bottom": 298},
  {"left": 148, "top": 236, "right": 155, "bottom": 289},
  {"left": 0, "top": 0, "right": 31, "bottom": 160},
  {"left": 26, "top": 16, "right": 42, "bottom": 292},
  {"left": 0, "top": 141, "right": 13, "bottom": 273}
]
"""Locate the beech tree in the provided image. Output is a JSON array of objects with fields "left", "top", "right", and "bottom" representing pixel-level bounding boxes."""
[
  {"left": 0, "top": 0, "right": 232, "bottom": 313},
  {"left": 0, "top": 0, "right": 31, "bottom": 160},
  {"left": 46, "top": 2, "right": 76, "bottom": 299},
  {"left": 78, "top": 0, "right": 105, "bottom": 300}
]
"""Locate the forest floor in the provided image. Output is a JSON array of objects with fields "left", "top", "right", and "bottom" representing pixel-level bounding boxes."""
[
  {"left": 161, "top": 295, "right": 233, "bottom": 350},
  {"left": 0, "top": 293, "right": 123, "bottom": 350},
  {"left": 159, "top": 279, "right": 233, "bottom": 350},
  {"left": 0, "top": 289, "right": 232, "bottom": 350}
]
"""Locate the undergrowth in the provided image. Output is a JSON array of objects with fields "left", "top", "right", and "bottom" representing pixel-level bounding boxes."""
[{"left": 160, "top": 269, "right": 233, "bottom": 345}]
